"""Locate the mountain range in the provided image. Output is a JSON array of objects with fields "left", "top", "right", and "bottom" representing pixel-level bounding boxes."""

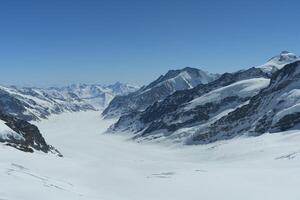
[
  {"left": 102, "top": 67, "right": 220, "bottom": 118},
  {"left": 106, "top": 51, "right": 300, "bottom": 144},
  {"left": 0, "top": 82, "right": 138, "bottom": 121},
  {"left": 1, "top": 51, "right": 300, "bottom": 154},
  {"left": 0, "top": 82, "right": 138, "bottom": 154}
]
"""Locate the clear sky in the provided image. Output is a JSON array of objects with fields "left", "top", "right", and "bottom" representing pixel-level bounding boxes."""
[{"left": 0, "top": 0, "right": 299, "bottom": 87}]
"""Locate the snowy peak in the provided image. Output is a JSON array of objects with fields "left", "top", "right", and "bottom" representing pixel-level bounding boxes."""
[
  {"left": 144, "top": 67, "right": 219, "bottom": 92},
  {"left": 108, "top": 58, "right": 300, "bottom": 145},
  {"left": 106, "top": 82, "right": 139, "bottom": 95},
  {"left": 46, "top": 82, "right": 138, "bottom": 107},
  {"left": 258, "top": 51, "right": 299, "bottom": 74},
  {"left": 108, "top": 66, "right": 270, "bottom": 140},
  {"left": 102, "top": 67, "right": 219, "bottom": 118},
  {"left": 188, "top": 59, "right": 300, "bottom": 144},
  {"left": 55, "top": 82, "right": 139, "bottom": 108},
  {"left": 269, "top": 51, "right": 298, "bottom": 63},
  {"left": 51, "top": 82, "right": 137, "bottom": 98},
  {"left": 0, "top": 82, "right": 139, "bottom": 121}
]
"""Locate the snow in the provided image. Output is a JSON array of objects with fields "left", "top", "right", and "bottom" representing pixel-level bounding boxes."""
[
  {"left": 165, "top": 70, "right": 215, "bottom": 90},
  {"left": 0, "top": 119, "right": 24, "bottom": 141},
  {"left": 186, "top": 78, "right": 270, "bottom": 110},
  {"left": 273, "top": 89, "right": 300, "bottom": 124},
  {"left": 1, "top": 111, "right": 300, "bottom": 200},
  {"left": 137, "top": 100, "right": 252, "bottom": 144},
  {"left": 258, "top": 51, "right": 299, "bottom": 74},
  {"left": 0, "top": 82, "right": 139, "bottom": 121},
  {"left": 140, "top": 69, "right": 217, "bottom": 95}
]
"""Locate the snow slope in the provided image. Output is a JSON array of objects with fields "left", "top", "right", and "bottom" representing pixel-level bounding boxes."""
[
  {"left": 1, "top": 111, "right": 300, "bottom": 200},
  {"left": 186, "top": 78, "right": 269, "bottom": 110},
  {"left": 258, "top": 51, "right": 299, "bottom": 74},
  {"left": 109, "top": 54, "right": 300, "bottom": 144},
  {"left": 102, "top": 67, "right": 219, "bottom": 118},
  {"left": 0, "top": 112, "right": 60, "bottom": 154},
  {"left": 47, "top": 82, "right": 139, "bottom": 108},
  {"left": 0, "top": 82, "right": 138, "bottom": 121},
  {"left": 0, "top": 119, "right": 23, "bottom": 141},
  {"left": 109, "top": 68, "right": 270, "bottom": 141}
]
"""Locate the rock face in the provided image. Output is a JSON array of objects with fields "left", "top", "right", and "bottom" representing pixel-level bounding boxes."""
[
  {"left": 190, "top": 60, "right": 300, "bottom": 144},
  {"left": 102, "top": 67, "right": 219, "bottom": 118},
  {"left": 109, "top": 67, "right": 270, "bottom": 140},
  {"left": 108, "top": 52, "right": 300, "bottom": 145},
  {"left": 0, "top": 82, "right": 138, "bottom": 121},
  {"left": 0, "top": 82, "right": 137, "bottom": 154},
  {"left": 0, "top": 112, "right": 62, "bottom": 156}
]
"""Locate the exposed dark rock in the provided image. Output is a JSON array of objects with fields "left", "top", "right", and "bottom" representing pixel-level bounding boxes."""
[
  {"left": 103, "top": 67, "right": 220, "bottom": 118},
  {"left": 271, "top": 112, "right": 300, "bottom": 132},
  {"left": 0, "top": 112, "right": 62, "bottom": 156},
  {"left": 109, "top": 67, "right": 270, "bottom": 141},
  {"left": 190, "top": 60, "right": 300, "bottom": 143}
]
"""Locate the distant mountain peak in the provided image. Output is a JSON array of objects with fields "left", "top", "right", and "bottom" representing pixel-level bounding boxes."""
[
  {"left": 146, "top": 67, "right": 218, "bottom": 91},
  {"left": 280, "top": 50, "right": 292, "bottom": 54},
  {"left": 258, "top": 51, "right": 299, "bottom": 74},
  {"left": 0, "top": 82, "right": 139, "bottom": 121},
  {"left": 268, "top": 51, "right": 298, "bottom": 62},
  {"left": 102, "top": 67, "right": 219, "bottom": 118}
]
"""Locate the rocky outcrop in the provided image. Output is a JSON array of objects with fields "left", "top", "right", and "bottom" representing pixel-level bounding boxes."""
[
  {"left": 0, "top": 112, "right": 62, "bottom": 156},
  {"left": 189, "top": 60, "right": 300, "bottom": 144},
  {"left": 109, "top": 67, "right": 270, "bottom": 140},
  {"left": 107, "top": 53, "right": 300, "bottom": 145}
]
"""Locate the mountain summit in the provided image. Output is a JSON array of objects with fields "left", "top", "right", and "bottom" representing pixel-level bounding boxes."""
[
  {"left": 102, "top": 67, "right": 219, "bottom": 118},
  {"left": 258, "top": 51, "right": 299, "bottom": 74},
  {"left": 107, "top": 54, "right": 300, "bottom": 145},
  {"left": 0, "top": 82, "right": 138, "bottom": 121}
]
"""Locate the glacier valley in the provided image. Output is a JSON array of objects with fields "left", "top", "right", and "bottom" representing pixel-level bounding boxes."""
[{"left": 0, "top": 111, "right": 300, "bottom": 200}]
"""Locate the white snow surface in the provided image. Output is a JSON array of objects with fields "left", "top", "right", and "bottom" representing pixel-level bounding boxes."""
[
  {"left": 258, "top": 51, "right": 299, "bottom": 74},
  {"left": 0, "top": 82, "right": 138, "bottom": 121},
  {"left": 186, "top": 78, "right": 270, "bottom": 110},
  {"left": 0, "top": 119, "right": 24, "bottom": 141},
  {"left": 157, "top": 70, "right": 216, "bottom": 90},
  {"left": 1, "top": 111, "right": 300, "bottom": 200},
  {"left": 272, "top": 88, "right": 300, "bottom": 124},
  {"left": 48, "top": 82, "right": 139, "bottom": 108},
  {"left": 140, "top": 68, "right": 218, "bottom": 95}
]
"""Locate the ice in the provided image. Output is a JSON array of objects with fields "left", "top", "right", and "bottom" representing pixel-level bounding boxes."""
[
  {"left": 258, "top": 51, "right": 299, "bottom": 74},
  {"left": 0, "top": 111, "right": 300, "bottom": 200},
  {"left": 0, "top": 119, "right": 24, "bottom": 141},
  {"left": 186, "top": 78, "right": 269, "bottom": 110}
]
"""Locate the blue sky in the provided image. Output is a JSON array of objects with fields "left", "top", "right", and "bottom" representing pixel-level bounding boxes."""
[{"left": 0, "top": 0, "right": 299, "bottom": 87}]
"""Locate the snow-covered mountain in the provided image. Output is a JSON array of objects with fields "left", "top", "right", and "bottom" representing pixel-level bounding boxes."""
[
  {"left": 108, "top": 52, "right": 300, "bottom": 144},
  {"left": 2, "top": 111, "right": 300, "bottom": 200},
  {"left": 0, "top": 112, "right": 61, "bottom": 155},
  {"left": 0, "top": 82, "right": 136, "bottom": 153},
  {"left": 258, "top": 51, "right": 299, "bottom": 75},
  {"left": 102, "top": 67, "right": 219, "bottom": 118},
  {"left": 190, "top": 59, "right": 300, "bottom": 144},
  {"left": 109, "top": 67, "right": 269, "bottom": 140},
  {"left": 46, "top": 82, "right": 138, "bottom": 109},
  {"left": 0, "top": 82, "right": 138, "bottom": 121},
  {"left": 1, "top": 52, "right": 300, "bottom": 199}
]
